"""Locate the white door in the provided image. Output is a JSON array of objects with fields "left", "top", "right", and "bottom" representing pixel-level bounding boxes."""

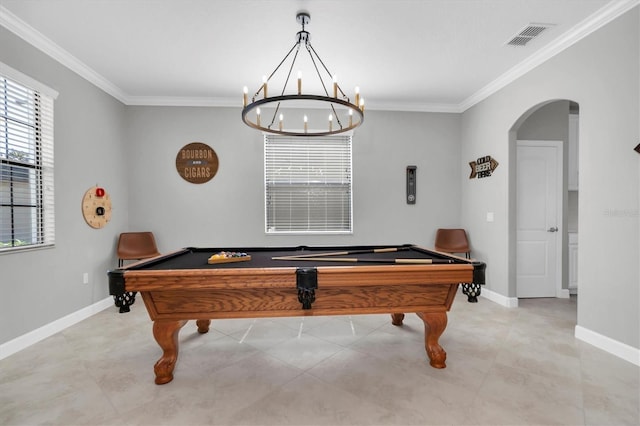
[{"left": 516, "top": 141, "right": 563, "bottom": 298}]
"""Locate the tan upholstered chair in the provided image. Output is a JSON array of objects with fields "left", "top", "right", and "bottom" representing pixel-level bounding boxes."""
[
  {"left": 116, "top": 231, "right": 160, "bottom": 267},
  {"left": 434, "top": 228, "right": 470, "bottom": 259}
]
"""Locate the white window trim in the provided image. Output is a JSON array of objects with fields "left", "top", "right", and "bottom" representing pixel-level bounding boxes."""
[
  {"left": 1, "top": 61, "right": 56, "bottom": 254},
  {"left": 0, "top": 62, "right": 59, "bottom": 100}
]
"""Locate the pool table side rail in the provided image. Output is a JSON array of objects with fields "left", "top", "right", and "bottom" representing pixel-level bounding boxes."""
[
  {"left": 108, "top": 245, "right": 485, "bottom": 297},
  {"left": 111, "top": 263, "right": 475, "bottom": 292}
]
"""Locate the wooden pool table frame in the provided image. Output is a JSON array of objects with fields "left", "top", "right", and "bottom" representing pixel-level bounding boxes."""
[{"left": 109, "top": 245, "right": 485, "bottom": 385}]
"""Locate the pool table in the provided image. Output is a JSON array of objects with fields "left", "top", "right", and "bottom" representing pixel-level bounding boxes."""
[{"left": 108, "top": 244, "right": 485, "bottom": 384}]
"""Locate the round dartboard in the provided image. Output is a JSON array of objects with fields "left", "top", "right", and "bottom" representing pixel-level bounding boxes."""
[{"left": 81, "top": 186, "right": 112, "bottom": 229}]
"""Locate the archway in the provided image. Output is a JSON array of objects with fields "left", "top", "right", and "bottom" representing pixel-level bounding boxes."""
[{"left": 507, "top": 99, "right": 579, "bottom": 301}]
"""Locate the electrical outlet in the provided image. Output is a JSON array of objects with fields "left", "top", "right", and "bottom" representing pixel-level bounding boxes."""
[{"left": 83, "top": 273, "right": 89, "bottom": 284}]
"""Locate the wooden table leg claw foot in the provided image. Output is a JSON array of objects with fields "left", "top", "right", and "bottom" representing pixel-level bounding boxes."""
[
  {"left": 154, "top": 359, "right": 176, "bottom": 384},
  {"left": 152, "top": 320, "right": 187, "bottom": 385},
  {"left": 417, "top": 311, "right": 448, "bottom": 369}
]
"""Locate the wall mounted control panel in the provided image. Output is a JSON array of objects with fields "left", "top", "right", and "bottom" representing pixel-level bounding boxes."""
[{"left": 406, "top": 165, "right": 417, "bottom": 204}]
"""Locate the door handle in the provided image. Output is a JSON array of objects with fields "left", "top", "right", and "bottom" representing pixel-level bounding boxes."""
[{"left": 547, "top": 226, "right": 558, "bottom": 232}]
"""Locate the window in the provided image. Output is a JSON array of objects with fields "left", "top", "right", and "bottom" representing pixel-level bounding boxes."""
[
  {"left": 1, "top": 66, "right": 55, "bottom": 252},
  {"left": 265, "top": 134, "right": 352, "bottom": 234}
]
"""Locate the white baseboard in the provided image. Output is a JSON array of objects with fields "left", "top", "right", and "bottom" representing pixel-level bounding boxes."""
[
  {"left": 481, "top": 288, "right": 571, "bottom": 305},
  {"left": 575, "top": 325, "right": 640, "bottom": 367},
  {"left": 480, "top": 287, "right": 519, "bottom": 308},
  {"left": 471, "top": 288, "right": 637, "bottom": 366},
  {"left": 0, "top": 297, "right": 114, "bottom": 361}
]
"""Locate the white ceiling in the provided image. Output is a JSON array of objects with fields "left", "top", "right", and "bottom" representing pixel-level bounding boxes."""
[{"left": 1, "top": 0, "right": 635, "bottom": 112}]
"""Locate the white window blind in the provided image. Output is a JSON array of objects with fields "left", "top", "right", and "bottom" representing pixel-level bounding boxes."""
[
  {"left": 265, "top": 134, "right": 352, "bottom": 234},
  {"left": 1, "top": 71, "right": 55, "bottom": 252}
]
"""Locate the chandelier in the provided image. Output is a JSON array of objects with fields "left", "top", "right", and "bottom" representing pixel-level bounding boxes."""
[{"left": 241, "top": 12, "right": 364, "bottom": 136}]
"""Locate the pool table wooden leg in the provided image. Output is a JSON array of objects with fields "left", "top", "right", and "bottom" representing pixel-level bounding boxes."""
[
  {"left": 417, "top": 312, "right": 448, "bottom": 368},
  {"left": 390, "top": 313, "right": 405, "bottom": 326},
  {"left": 196, "top": 319, "right": 211, "bottom": 334},
  {"left": 152, "top": 319, "right": 188, "bottom": 385}
]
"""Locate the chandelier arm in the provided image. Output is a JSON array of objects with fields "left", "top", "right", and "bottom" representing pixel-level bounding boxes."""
[
  {"left": 305, "top": 43, "right": 331, "bottom": 98},
  {"left": 329, "top": 103, "right": 344, "bottom": 129},
  {"left": 252, "top": 42, "right": 300, "bottom": 99},
  {"left": 280, "top": 45, "right": 301, "bottom": 96},
  {"left": 267, "top": 101, "right": 282, "bottom": 129},
  {"left": 267, "top": 42, "right": 299, "bottom": 82},
  {"left": 307, "top": 43, "right": 349, "bottom": 101}
]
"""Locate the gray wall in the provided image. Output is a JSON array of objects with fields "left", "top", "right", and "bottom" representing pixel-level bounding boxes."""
[
  {"left": 460, "top": 7, "right": 639, "bottom": 348},
  {"left": 124, "top": 108, "right": 462, "bottom": 250},
  {"left": 0, "top": 27, "right": 129, "bottom": 343}
]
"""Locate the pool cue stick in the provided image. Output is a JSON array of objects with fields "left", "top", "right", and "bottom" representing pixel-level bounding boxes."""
[
  {"left": 271, "top": 256, "right": 454, "bottom": 264},
  {"left": 273, "top": 246, "right": 411, "bottom": 260}
]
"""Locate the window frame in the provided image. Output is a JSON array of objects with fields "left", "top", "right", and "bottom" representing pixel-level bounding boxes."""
[
  {"left": 1, "top": 62, "right": 57, "bottom": 254},
  {"left": 264, "top": 133, "right": 353, "bottom": 235}
]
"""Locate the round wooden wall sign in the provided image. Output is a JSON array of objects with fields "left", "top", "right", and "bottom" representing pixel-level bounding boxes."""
[
  {"left": 175, "top": 142, "right": 219, "bottom": 184},
  {"left": 82, "top": 186, "right": 112, "bottom": 229}
]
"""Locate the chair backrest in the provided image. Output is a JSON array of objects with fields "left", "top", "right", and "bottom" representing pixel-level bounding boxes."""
[
  {"left": 434, "top": 228, "right": 470, "bottom": 255},
  {"left": 117, "top": 232, "right": 160, "bottom": 261}
]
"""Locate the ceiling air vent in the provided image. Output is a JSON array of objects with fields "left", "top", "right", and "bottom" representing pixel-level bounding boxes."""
[{"left": 506, "top": 23, "right": 553, "bottom": 47}]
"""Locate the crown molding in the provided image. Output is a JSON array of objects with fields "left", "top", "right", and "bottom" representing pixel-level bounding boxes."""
[
  {"left": 0, "top": 5, "right": 128, "bottom": 103},
  {"left": 123, "top": 96, "right": 463, "bottom": 113},
  {"left": 366, "top": 101, "right": 463, "bottom": 113},
  {"left": 2, "top": 1, "right": 638, "bottom": 111},
  {"left": 458, "top": 0, "right": 640, "bottom": 112},
  {"left": 123, "top": 95, "right": 241, "bottom": 107}
]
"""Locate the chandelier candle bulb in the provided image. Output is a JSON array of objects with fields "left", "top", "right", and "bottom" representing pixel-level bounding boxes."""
[
  {"left": 297, "top": 71, "right": 302, "bottom": 95},
  {"left": 354, "top": 87, "right": 360, "bottom": 107},
  {"left": 243, "top": 86, "right": 248, "bottom": 107},
  {"left": 262, "top": 76, "right": 268, "bottom": 98},
  {"left": 333, "top": 75, "right": 338, "bottom": 98},
  {"left": 256, "top": 107, "right": 261, "bottom": 127},
  {"left": 304, "top": 115, "right": 308, "bottom": 133},
  {"left": 329, "top": 114, "right": 333, "bottom": 131},
  {"left": 279, "top": 114, "right": 283, "bottom": 131},
  {"left": 349, "top": 109, "right": 353, "bottom": 127}
]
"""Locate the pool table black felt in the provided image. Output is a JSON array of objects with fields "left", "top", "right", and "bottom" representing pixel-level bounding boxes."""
[{"left": 142, "top": 245, "right": 451, "bottom": 267}]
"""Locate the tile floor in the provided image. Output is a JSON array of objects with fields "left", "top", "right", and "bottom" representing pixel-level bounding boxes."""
[{"left": 0, "top": 292, "right": 638, "bottom": 425}]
